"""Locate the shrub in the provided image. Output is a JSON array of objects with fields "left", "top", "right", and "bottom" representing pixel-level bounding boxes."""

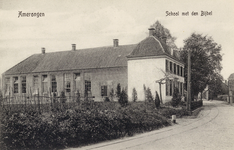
[
  {"left": 132, "top": 88, "right": 138, "bottom": 102},
  {"left": 155, "top": 91, "right": 160, "bottom": 109},
  {"left": 109, "top": 88, "right": 115, "bottom": 101},
  {"left": 159, "top": 107, "right": 189, "bottom": 118},
  {"left": 60, "top": 91, "right": 66, "bottom": 103},
  {"left": 146, "top": 87, "right": 154, "bottom": 102},
  {"left": 118, "top": 89, "right": 128, "bottom": 107},
  {"left": 116, "top": 83, "right": 121, "bottom": 98},
  {"left": 104, "top": 97, "right": 110, "bottom": 102},
  {"left": 191, "top": 100, "right": 203, "bottom": 110},
  {"left": 76, "top": 90, "right": 81, "bottom": 103},
  {"left": 1, "top": 102, "right": 173, "bottom": 150},
  {"left": 171, "top": 88, "right": 181, "bottom": 107}
]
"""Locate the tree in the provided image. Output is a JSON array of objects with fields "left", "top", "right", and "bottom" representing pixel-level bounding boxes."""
[
  {"left": 155, "top": 91, "right": 160, "bottom": 109},
  {"left": 151, "top": 20, "right": 177, "bottom": 50},
  {"left": 118, "top": 89, "right": 128, "bottom": 107},
  {"left": 109, "top": 88, "right": 114, "bottom": 101},
  {"left": 180, "top": 33, "right": 223, "bottom": 100},
  {"left": 132, "top": 88, "right": 137, "bottom": 102},
  {"left": 116, "top": 83, "right": 121, "bottom": 98},
  {"left": 171, "top": 87, "right": 181, "bottom": 107},
  {"left": 146, "top": 87, "right": 154, "bottom": 102}
]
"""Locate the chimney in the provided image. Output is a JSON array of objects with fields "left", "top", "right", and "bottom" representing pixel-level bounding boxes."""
[
  {"left": 113, "top": 39, "right": 119, "bottom": 47},
  {"left": 148, "top": 27, "right": 155, "bottom": 36},
  {"left": 72, "top": 44, "right": 76, "bottom": 51},
  {"left": 41, "top": 47, "right": 45, "bottom": 54},
  {"left": 225, "top": 80, "right": 228, "bottom": 85}
]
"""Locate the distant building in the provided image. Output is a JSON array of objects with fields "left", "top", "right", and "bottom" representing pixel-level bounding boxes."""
[
  {"left": 2, "top": 28, "right": 184, "bottom": 103},
  {"left": 228, "top": 73, "right": 234, "bottom": 93}
]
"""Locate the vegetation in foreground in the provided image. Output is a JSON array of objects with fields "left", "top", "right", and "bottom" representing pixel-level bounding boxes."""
[{"left": 0, "top": 99, "right": 196, "bottom": 150}]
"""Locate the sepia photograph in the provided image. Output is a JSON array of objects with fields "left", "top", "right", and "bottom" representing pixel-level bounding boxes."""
[{"left": 0, "top": 0, "right": 234, "bottom": 149}]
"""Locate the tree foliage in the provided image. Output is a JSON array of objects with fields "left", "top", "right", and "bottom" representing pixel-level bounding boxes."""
[
  {"left": 171, "top": 88, "right": 181, "bottom": 107},
  {"left": 118, "top": 89, "right": 128, "bottom": 107},
  {"left": 145, "top": 87, "right": 154, "bottom": 103},
  {"left": 116, "top": 83, "right": 121, "bottom": 98},
  {"left": 180, "top": 33, "right": 223, "bottom": 99},
  {"left": 151, "top": 20, "right": 177, "bottom": 49},
  {"left": 155, "top": 91, "right": 160, "bottom": 109},
  {"left": 132, "top": 88, "right": 138, "bottom": 102}
]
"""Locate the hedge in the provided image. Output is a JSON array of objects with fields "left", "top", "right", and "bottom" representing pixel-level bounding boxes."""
[{"left": 0, "top": 102, "right": 171, "bottom": 150}]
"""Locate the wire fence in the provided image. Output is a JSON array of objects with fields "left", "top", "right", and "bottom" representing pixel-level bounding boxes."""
[{"left": 0, "top": 94, "right": 94, "bottom": 113}]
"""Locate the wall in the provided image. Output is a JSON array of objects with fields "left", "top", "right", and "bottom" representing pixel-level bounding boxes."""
[
  {"left": 128, "top": 57, "right": 165, "bottom": 102},
  {"left": 2, "top": 67, "right": 128, "bottom": 102},
  {"left": 128, "top": 56, "right": 184, "bottom": 103}
]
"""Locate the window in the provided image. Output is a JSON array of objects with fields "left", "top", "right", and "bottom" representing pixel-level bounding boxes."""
[
  {"left": 5, "top": 77, "right": 10, "bottom": 95},
  {"left": 33, "top": 75, "right": 39, "bottom": 94},
  {"left": 177, "top": 65, "right": 180, "bottom": 75},
  {"left": 166, "top": 60, "right": 169, "bottom": 72},
  {"left": 85, "top": 80, "right": 91, "bottom": 92},
  {"left": 64, "top": 73, "right": 71, "bottom": 93},
  {"left": 170, "top": 62, "right": 172, "bottom": 72},
  {"left": 51, "top": 75, "right": 57, "bottom": 93},
  {"left": 21, "top": 76, "right": 26, "bottom": 93},
  {"left": 182, "top": 67, "right": 184, "bottom": 77},
  {"left": 42, "top": 75, "right": 48, "bottom": 93},
  {"left": 13, "top": 77, "right": 19, "bottom": 93},
  {"left": 166, "top": 79, "right": 169, "bottom": 96},
  {"left": 101, "top": 85, "right": 107, "bottom": 97},
  {"left": 174, "top": 63, "right": 176, "bottom": 74},
  {"left": 180, "top": 66, "right": 183, "bottom": 76},
  {"left": 180, "top": 82, "right": 183, "bottom": 95},
  {"left": 169, "top": 80, "right": 173, "bottom": 96}
]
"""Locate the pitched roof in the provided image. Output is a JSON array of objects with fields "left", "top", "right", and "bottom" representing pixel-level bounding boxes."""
[
  {"left": 4, "top": 36, "right": 183, "bottom": 75},
  {"left": 127, "top": 36, "right": 181, "bottom": 62},
  {"left": 4, "top": 54, "right": 46, "bottom": 75},
  {"left": 4, "top": 44, "right": 136, "bottom": 75}
]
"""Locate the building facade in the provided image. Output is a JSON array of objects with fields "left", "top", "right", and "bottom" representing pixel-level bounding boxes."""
[{"left": 2, "top": 29, "right": 184, "bottom": 103}]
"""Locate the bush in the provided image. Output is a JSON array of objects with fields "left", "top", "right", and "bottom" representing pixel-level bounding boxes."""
[
  {"left": 159, "top": 107, "right": 189, "bottom": 118},
  {"left": 155, "top": 91, "right": 160, "bottom": 109},
  {"left": 116, "top": 83, "right": 121, "bottom": 98},
  {"left": 118, "top": 89, "right": 128, "bottom": 107},
  {"left": 104, "top": 97, "right": 110, "bottom": 102},
  {"left": 109, "top": 88, "right": 115, "bottom": 101},
  {"left": 76, "top": 90, "right": 81, "bottom": 103},
  {"left": 171, "top": 88, "right": 181, "bottom": 107},
  {"left": 132, "top": 88, "right": 138, "bottom": 102},
  {"left": 191, "top": 100, "right": 203, "bottom": 110},
  {"left": 145, "top": 87, "right": 154, "bottom": 102},
  {"left": 1, "top": 102, "right": 172, "bottom": 150}
]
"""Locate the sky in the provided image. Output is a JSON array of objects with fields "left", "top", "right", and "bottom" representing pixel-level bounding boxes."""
[{"left": 0, "top": 0, "right": 234, "bottom": 81}]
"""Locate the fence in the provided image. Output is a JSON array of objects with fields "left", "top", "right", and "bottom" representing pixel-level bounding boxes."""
[{"left": 0, "top": 94, "right": 94, "bottom": 113}]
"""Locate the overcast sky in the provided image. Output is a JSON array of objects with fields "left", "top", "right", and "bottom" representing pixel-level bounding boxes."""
[{"left": 0, "top": 0, "right": 234, "bottom": 80}]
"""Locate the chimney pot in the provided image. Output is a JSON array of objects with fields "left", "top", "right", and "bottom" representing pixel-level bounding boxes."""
[
  {"left": 113, "top": 39, "right": 119, "bottom": 47},
  {"left": 72, "top": 44, "right": 76, "bottom": 51},
  {"left": 41, "top": 47, "right": 45, "bottom": 54},
  {"left": 148, "top": 27, "right": 155, "bottom": 36}
]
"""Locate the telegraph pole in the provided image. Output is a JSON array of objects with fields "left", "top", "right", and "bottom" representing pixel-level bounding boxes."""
[{"left": 187, "top": 49, "right": 191, "bottom": 112}]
